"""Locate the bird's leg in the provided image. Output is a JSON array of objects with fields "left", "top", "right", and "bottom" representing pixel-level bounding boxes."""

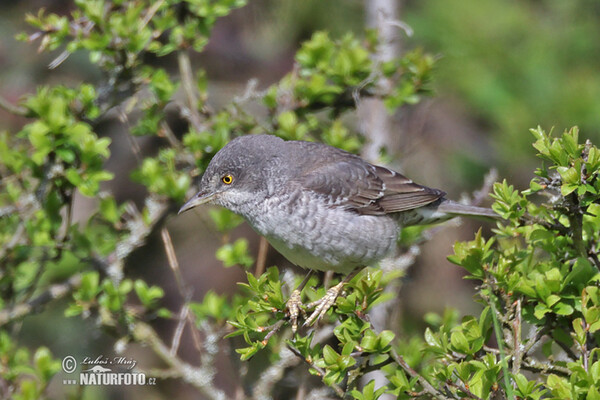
[
  {"left": 285, "top": 270, "right": 314, "bottom": 334},
  {"left": 304, "top": 267, "right": 362, "bottom": 328}
]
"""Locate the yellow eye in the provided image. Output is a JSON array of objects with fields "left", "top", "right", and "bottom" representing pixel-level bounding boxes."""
[{"left": 221, "top": 174, "right": 234, "bottom": 185}]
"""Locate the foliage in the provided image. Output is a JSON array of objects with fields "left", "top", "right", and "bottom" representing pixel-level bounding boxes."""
[
  {"left": 1, "top": 0, "right": 598, "bottom": 399},
  {"left": 0, "top": 0, "right": 433, "bottom": 398}
]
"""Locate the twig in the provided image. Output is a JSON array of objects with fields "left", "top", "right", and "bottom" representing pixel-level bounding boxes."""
[
  {"left": 260, "top": 319, "right": 286, "bottom": 345},
  {"left": 522, "top": 326, "right": 547, "bottom": 356},
  {"left": 48, "top": 50, "right": 71, "bottom": 69},
  {"left": 252, "top": 346, "right": 300, "bottom": 400},
  {"left": 255, "top": 236, "right": 269, "bottom": 277},
  {"left": 171, "top": 302, "right": 190, "bottom": 356},
  {"left": 512, "top": 299, "right": 522, "bottom": 376},
  {"left": 117, "top": 108, "right": 142, "bottom": 162},
  {"left": 141, "top": 0, "right": 165, "bottom": 27},
  {"left": 567, "top": 192, "right": 586, "bottom": 257},
  {"left": 159, "top": 120, "right": 182, "bottom": 150},
  {"left": 161, "top": 227, "right": 203, "bottom": 353},
  {"left": 177, "top": 49, "right": 204, "bottom": 132},
  {"left": 521, "top": 357, "right": 571, "bottom": 377},
  {"left": 471, "top": 168, "right": 498, "bottom": 206},
  {"left": 389, "top": 349, "right": 450, "bottom": 400},
  {"left": 132, "top": 321, "right": 228, "bottom": 400},
  {"left": 161, "top": 227, "right": 186, "bottom": 295},
  {"left": 483, "top": 345, "right": 500, "bottom": 354},
  {"left": 362, "top": 357, "right": 394, "bottom": 374},
  {"left": 0, "top": 274, "right": 82, "bottom": 326},
  {"left": 554, "top": 336, "right": 579, "bottom": 361},
  {"left": 0, "top": 94, "right": 27, "bottom": 116},
  {"left": 446, "top": 380, "right": 484, "bottom": 400},
  {"left": 286, "top": 344, "right": 345, "bottom": 398}
]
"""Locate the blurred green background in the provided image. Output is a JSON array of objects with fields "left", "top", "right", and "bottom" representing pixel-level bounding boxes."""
[{"left": 2, "top": 0, "right": 599, "bottom": 398}]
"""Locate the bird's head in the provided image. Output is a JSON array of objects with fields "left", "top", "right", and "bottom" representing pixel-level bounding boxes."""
[{"left": 178, "top": 135, "right": 287, "bottom": 215}]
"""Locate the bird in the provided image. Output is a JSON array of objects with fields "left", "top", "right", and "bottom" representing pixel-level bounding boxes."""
[{"left": 178, "top": 134, "right": 497, "bottom": 331}]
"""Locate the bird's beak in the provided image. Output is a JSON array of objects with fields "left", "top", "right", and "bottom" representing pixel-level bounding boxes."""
[{"left": 178, "top": 191, "right": 216, "bottom": 215}]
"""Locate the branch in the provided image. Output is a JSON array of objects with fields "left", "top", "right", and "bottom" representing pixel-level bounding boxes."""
[
  {"left": 446, "top": 380, "right": 484, "bottom": 400},
  {"left": 0, "top": 274, "right": 82, "bottom": 326},
  {"left": 131, "top": 321, "right": 228, "bottom": 400},
  {"left": 0, "top": 94, "right": 27, "bottom": 116},
  {"left": 254, "top": 237, "right": 269, "bottom": 277},
  {"left": 511, "top": 299, "right": 523, "bottom": 376},
  {"left": 389, "top": 349, "right": 451, "bottom": 400},
  {"left": 177, "top": 49, "right": 205, "bottom": 132},
  {"left": 521, "top": 357, "right": 571, "bottom": 377},
  {"left": 286, "top": 344, "right": 345, "bottom": 398},
  {"left": 252, "top": 347, "right": 301, "bottom": 400}
]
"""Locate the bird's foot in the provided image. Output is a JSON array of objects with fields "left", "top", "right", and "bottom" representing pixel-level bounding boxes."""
[
  {"left": 285, "top": 289, "right": 307, "bottom": 334},
  {"left": 304, "top": 281, "right": 344, "bottom": 327}
]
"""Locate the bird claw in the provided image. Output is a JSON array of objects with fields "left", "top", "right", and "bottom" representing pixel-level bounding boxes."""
[
  {"left": 285, "top": 289, "right": 306, "bottom": 334},
  {"left": 304, "top": 282, "right": 344, "bottom": 328}
]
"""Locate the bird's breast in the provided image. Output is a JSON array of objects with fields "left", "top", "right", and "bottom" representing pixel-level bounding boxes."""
[{"left": 240, "top": 189, "right": 399, "bottom": 273}]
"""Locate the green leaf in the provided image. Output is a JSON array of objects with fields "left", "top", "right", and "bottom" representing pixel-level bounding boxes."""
[
  {"left": 216, "top": 239, "right": 254, "bottom": 268},
  {"left": 322, "top": 345, "right": 339, "bottom": 365},
  {"left": 134, "top": 280, "right": 164, "bottom": 308}
]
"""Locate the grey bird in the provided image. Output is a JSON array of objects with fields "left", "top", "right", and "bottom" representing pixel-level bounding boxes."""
[{"left": 179, "top": 134, "right": 497, "bottom": 330}]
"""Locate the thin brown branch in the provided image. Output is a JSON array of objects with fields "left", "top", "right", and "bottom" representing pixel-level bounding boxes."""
[
  {"left": 0, "top": 94, "right": 27, "bottom": 116},
  {"left": 161, "top": 227, "right": 203, "bottom": 353},
  {"left": 471, "top": 168, "right": 499, "bottom": 206},
  {"left": 362, "top": 357, "right": 394, "bottom": 374},
  {"left": 177, "top": 49, "right": 204, "bottom": 132},
  {"left": 141, "top": 0, "right": 165, "bottom": 27},
  {"left": 117, "top": 108, "right": 142, "bottom": 162},
  {"left": 255, "top": 236, "right": 269, "bottom": 277},
  {"left": 446, "top": 381, "right": 484, "bottom": 400},
  {"left": 260, "top": 319, "right": 286, "bottom": 345},
  {"left": 389, "top": 349, "right": 450, "bottom": 400},
  {"left": 161, "top": 227, "right": 186, "bottom": 295},
  {"left": 170, "top": 302, "right": 190, "bottom": 356},
  {"left": 512, "top": 299, "right": 522, "bottom": 376},
  {"left": 159, "top": 120, "right": 182, "bottom": 150}
]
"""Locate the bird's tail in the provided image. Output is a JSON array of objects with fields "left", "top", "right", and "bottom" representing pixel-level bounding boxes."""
[{"left": 436, "top": 200, "right": 499, "bottom": 219}]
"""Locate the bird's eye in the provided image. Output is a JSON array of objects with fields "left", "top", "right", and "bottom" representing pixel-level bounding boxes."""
[{"left": 221, "top": 174, "right": 234, "bottom": 185}]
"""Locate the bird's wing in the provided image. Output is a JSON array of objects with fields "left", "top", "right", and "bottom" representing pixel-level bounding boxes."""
[{"left": 297, "top": 160, "right": 445, "bottom": 215}]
